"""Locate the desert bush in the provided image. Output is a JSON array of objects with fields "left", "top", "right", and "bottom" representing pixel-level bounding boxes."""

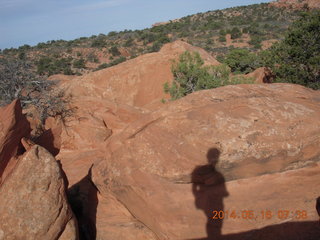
[
  {"left": 96, "top": 63, "right": 109, "bottom": 71},
  {"left": 148, "top": 42, "right": 162, "bottom": 52},
  {"left": 222, "top": 48, "right": 261, "bottom": 73},
  {"left": 109, "top": 46, "right": 121, "bottom": 56},
  {"left": 164, "top": 51, "right": 251, "bottom": 100},
  {"left": 108, "top": 31, "right": 118, "bottom": 37},
  {"left": 249, "top": 35, "right": 263, "bottom": 49},
  {"left": 156, "top": 34, "right": 170, "bottom": 44},
  {"left": 219, "top": 29, "right": 226, "bottom": 36},
  {"left": 0, "top": 57, "right": 73, "bottom": 124},
  {"left": 219, "top": 35, "right": 226, "bottom": 42},
  {"left": 0, "top": 58, "right": 37, "bottom": 104},
  {"left": 34, "top": 88, "right": 74, "bottom": 125},
  {"left": 164, "top": 51, "right": 208, "bottom": 99},
  {"left": 73, "top": 58, "right": 86, "bottom": 69},
  {"left": 91, "top": 37, "right": 106, "bottom": 48},
  {"left": 95, "top": 56, "right": 126, "bottom": 71},
  {"left": 18, "top": 44, "right": 31, "bottom": 51},
  {"left": 140, "top": 32, "right": 156, "bottom": 44},
  {"left": 263, "top": 11, "right": 320, "bottom": 89},
  {"left": 109, "top": 56, "right": 126, "bottom": 66},
  {"left": 231, "top": 27, "right": 242, "bottom": 39},
  {"left": 18, "top": 52, "right": 26, "bottom": 60},
  {"left": 36, "top": 42, "right": 48, "bottom": 49},
  {"left": 37, "top": 56, "right": 73, "bottom": 75},
  {"left": 124, "top": 38, "right": 134, "bottom": 47}
]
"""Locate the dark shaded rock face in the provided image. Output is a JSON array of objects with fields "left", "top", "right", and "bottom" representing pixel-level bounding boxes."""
[
  {"left": 0, "top": 99, "right": 31, "bottom": 184},
  {"left": 0, "top": 145, "right": 78, "bottom": 240}
]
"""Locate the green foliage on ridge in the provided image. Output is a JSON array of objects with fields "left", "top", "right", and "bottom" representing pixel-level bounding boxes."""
[
  {"left": 0, "top": 3, "right": 305, "bottom": 76},
  {"left": 222, "top": 48, "right": 261, "bottom": 74},
  {"left": 164, "top": 51, "right": 253, "bottom": 100},
  {"left": 262, "top": 10, "right": 320, "bottom": 89}
]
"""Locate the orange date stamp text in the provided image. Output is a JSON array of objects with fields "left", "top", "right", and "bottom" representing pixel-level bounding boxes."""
[{"left": 212, "top": 210, "right": 308, "bottom": 220}]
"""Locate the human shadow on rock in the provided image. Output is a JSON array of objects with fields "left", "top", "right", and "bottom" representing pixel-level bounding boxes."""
[
  {"left": 192, "top": 148, "right": 229, "bottom": 240},
  {"left": 190, "top": 149, "right": 320, "bottom": 240},
  {"left": 68, "top": 166, "right": 98, "bottom": 240}
]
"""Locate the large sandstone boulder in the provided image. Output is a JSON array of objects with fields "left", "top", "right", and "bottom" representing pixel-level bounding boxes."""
[
  {"left": 92, "top": 83, "right": 320, "bottom": 239},
  {"left": 0, "top": 145, "right": 78, "bottom": 240},
  {"left": 0, "top": 100, "right": 31, "bottom": 183},
  {"left": 61, "top": 40, "right": 220, "bottom": 108}
]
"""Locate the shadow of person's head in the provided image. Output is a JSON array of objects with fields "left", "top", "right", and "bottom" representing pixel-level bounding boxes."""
[
  {"left": 192, "top": 148, "right": 221, "bottom": 185},
  {"left": 206, "top": 148, "right": 220, "bottom": 167}
]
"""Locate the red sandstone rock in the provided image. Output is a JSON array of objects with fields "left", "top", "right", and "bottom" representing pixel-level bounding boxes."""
[
  {"left": 21, "top": 137, "right": 35, "bottom": 151},
  {"left": 246, "top": 67, "right": 273, "bottom": 84},
  {"left": 56, "top": 97, "right": 144, "bottom": 185},
  {"left": 61, "top": 41, "right": 219, "bottom": 109},
  {"left": 0, "top": 145, "right": 78, "bottom": 240},
  {"left": 0, "top": 99, "right": 31, "bottom": 184},
  {"left": 92, "top": 83, "right": 320, "bottom": 239}
]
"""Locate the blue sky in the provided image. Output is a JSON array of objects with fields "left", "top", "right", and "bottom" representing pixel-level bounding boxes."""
[{"left": 0, "top": 0, "right": 271, "bottom": 49}]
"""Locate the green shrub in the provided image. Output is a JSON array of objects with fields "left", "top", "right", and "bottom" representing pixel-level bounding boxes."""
[
  {"left": 37, "top": 56, "right": 73, "bottom": 75},
  {"left": 219, "top": 35, "right": 226, "bottom": 42},
  {"left": 124, "top": 38, "right": 134, "bottom": 47},
  {"left": 95, "top": 56, "right": 126, "bottom": 71},
  {"left": 164, "top": 51, "right": 207, "bottom": 99},
  {"left": 148, "top": 41, "right": 161, "bottom": 52},
  {"left": 156, "top": 34, "right": 170, "bottom": 44},
  {"left": 140, "top": 32, "right": 156, "bottom": 44},
  {"left": 263, "top": 11, "right": 320, "bottom": 89},
  {"left": 108, "top": 31, "right": 118, "bottom": 37},
  {"left": 219, "top": 29, "right": 226, "bottom": 36},
  {"left": 223, "top": 48, "right": 260, "bottom": 73},
  {"left": 249, "top": 35, "right": 263, "bottom": 49},
  {"left": 109, "top": 56, "right": 126, "bottom": 66},
  {"left": 73, "top": 58, "right": 86, "bottom": 69},
  {"left": 18, "top": 44, "right": 31, "bottom": 51},
  {"left": 231, "top": 27, "right": 242, "bottom": 39},
  {"left": 96, "top": 63, "right": 109, "bottom": 71},
  {"left": 18, "top": 52, "right": 26, "bottom": 60},
  {"left": 109, "top": 46, "right": 121, "bottom": 56},
  {"left": 36, "top": 42, "right": 48, "bottom": 49},
  {"left": 91, "top": 38, "right": 106, "bottom": 48},
  {"left": 164, "top": 51, "right": 251, "bottom": 100}
]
